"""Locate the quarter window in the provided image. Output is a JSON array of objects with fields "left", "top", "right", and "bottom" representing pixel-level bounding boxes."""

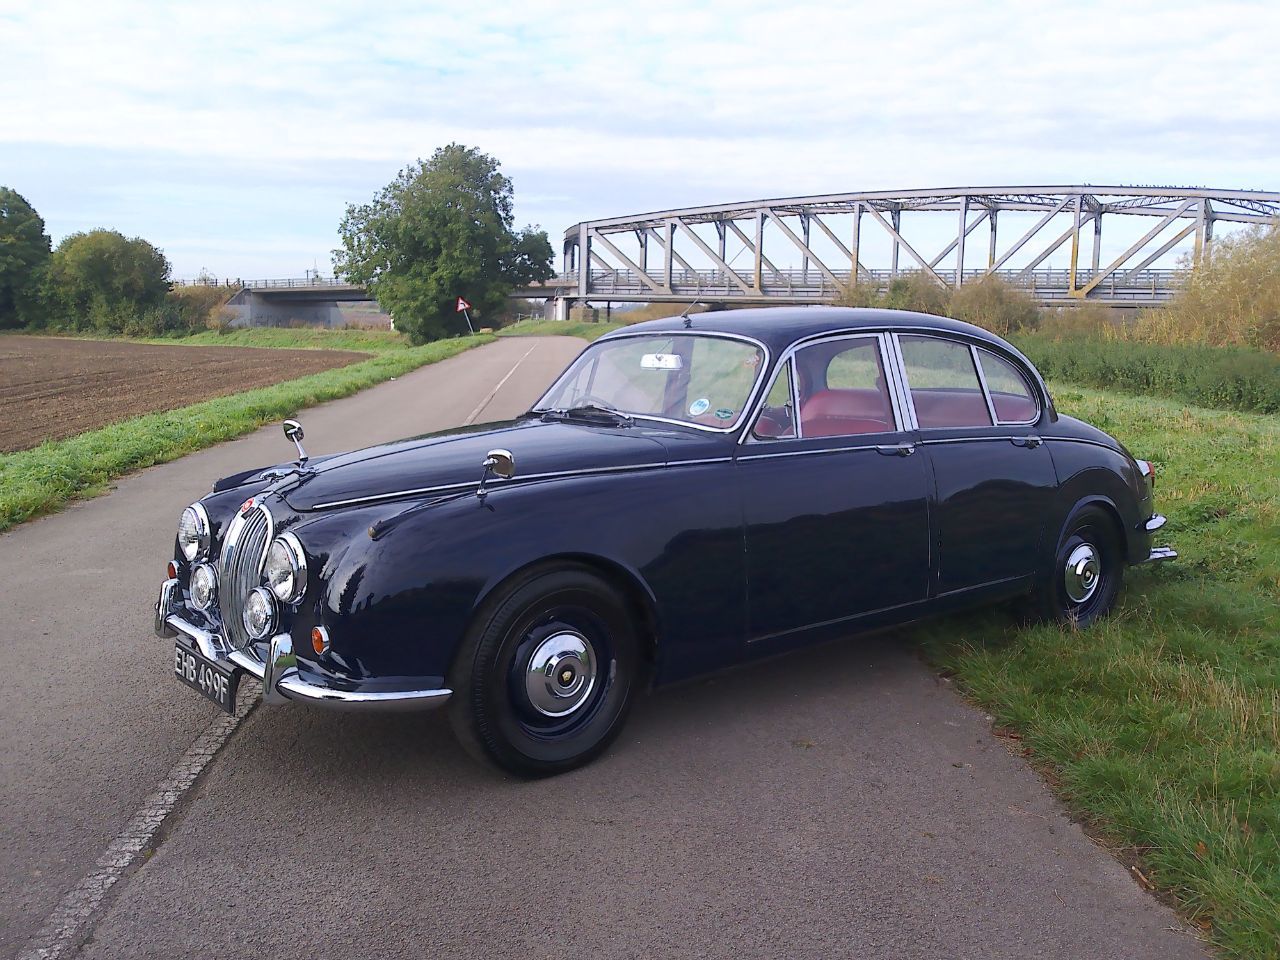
[
  {"left": 794, "top": 337, "right": 896, "bottom": 437},
  {"left": 977, "top": 349, "right": 1039, "bottom": 423},
  {"left": 751, "top": 360, "right": 797, "bottom": 440},
  {"left": 898, "top": 336, "right": 993, "bottom": 429}
]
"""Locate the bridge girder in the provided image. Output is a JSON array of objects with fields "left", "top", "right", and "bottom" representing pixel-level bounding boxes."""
[{"left": 562, "top": 185, "right": 1279, "bottom": 307}]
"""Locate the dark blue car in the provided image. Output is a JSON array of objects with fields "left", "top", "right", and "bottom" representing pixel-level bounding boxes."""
[{"left": 156, "top": 307, "right": 1175, "bottom": 776}]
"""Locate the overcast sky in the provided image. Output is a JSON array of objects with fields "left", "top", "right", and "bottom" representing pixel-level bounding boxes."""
[{"left": 2, "top": 0, "right": 1277, "bottom": 279}]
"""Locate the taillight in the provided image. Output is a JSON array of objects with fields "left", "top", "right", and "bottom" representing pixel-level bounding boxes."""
[{"left": 1135, "top": 459, "right": 1155, "bottom": 490}]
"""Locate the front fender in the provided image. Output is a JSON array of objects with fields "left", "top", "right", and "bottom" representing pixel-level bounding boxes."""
[{"left": 323, "top": 467, "right": 747, "bottom": 685}]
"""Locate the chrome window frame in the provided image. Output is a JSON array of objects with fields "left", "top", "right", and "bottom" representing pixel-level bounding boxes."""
[
  {"left": 740, "top": 331, "right": 907, "bottom": 444},
  {"left": 745, "top": 355, "right": 799, "bottom": 443},
  {"left": 974, "top": 346, "right": 1042, "bottom": 426},
  {"left": 533, "top": 329, "right": 771, "bottom": 435}
]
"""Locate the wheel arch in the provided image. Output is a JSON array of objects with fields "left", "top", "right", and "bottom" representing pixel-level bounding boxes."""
[
  {"left": 471, "top": 553, "right": 663, "bottom": 671},
  {"left": 1060, "top": 494, "right": 1128, "bottom": 556}
]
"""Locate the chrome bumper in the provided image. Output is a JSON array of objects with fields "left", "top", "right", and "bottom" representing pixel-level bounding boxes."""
[
  {"left": 156, "top": 582, "right": 451, "bottom": 712},
  {"left": 1137, "top": 515, "right": 1177, "bottom": 564}
]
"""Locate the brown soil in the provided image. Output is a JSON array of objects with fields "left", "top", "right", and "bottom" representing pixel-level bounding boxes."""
[{"left": 0, "top": 336, "right": 370, "bottom": 453}]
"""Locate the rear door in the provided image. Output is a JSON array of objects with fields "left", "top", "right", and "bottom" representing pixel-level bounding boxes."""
[
  {"left": 737, "top": 334, "right": 931, "bottom": 643},
  {"left": 893, "top": 334, "right": 1057, "bottom": 596}
]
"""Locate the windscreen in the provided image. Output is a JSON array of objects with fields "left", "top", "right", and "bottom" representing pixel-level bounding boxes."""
[{"left": 536, "top": 334, "right": 765, "bottom": 430}]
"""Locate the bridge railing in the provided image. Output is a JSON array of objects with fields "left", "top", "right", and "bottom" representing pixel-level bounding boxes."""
[{"left": 566, "top": 267, "right": 1183, "bottom": 303}]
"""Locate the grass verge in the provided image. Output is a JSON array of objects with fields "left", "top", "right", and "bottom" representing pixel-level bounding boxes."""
[
  {"left": 1012, "top": 334, "right": 1280, "bottom": 415},
  {"left": 497, "top": 318, "right": 624, "bottom": 341},
  {"left": 914, "top": 384, "right": 1279, "bottom": 959},
  {"left": 0, "top": 334, "right": 492, "bottom": 533}
]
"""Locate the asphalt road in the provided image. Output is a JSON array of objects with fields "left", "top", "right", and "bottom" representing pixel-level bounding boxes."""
[{"left": 0, "top": 337, "right": 1207, "bottom": 959}]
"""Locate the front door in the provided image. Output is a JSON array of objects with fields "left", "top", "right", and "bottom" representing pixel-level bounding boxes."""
[{"left": 738, "top": 334, "right": 931, "bottom": 643}]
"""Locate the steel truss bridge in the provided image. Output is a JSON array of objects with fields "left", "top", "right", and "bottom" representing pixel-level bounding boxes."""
[{"left": 558, "top": 186, "right": 1280, "bottom": 308}]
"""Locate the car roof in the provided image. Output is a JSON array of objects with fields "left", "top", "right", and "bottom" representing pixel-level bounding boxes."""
[{"left": 605, "top": 306, "right": 1014, "bottom": 355}]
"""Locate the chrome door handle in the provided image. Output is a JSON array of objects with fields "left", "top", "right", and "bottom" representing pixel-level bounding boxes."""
[
  {"left": 1010, "top": 435, "right": 1042, "bottom": 449},
  {"left": 876, "top": 442, "right": 916, "bottom": 457}
]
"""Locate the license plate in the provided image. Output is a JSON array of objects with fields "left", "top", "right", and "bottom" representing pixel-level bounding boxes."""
[{"left": 174, "top": 641, "right": 240, "bottom": 714}]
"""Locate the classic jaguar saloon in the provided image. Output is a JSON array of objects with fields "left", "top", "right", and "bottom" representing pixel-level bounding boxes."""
[{"left": 156, "top": 307, "right": 1175, "bottom": 776}]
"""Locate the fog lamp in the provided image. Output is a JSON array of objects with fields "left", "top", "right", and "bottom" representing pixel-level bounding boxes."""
[
  {"left": 191, "top": 563, "right": 218, "bottom": 612},
  {"left": 243, "top": 587, "right": 277, "bottom": 641}
]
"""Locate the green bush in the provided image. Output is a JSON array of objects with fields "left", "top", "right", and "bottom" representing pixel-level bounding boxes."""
[{"left": 1013, "top": 334, "right": 1280, "bottom": 414}]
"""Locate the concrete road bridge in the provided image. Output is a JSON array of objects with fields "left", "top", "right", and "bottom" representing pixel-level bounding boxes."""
[{"left": 210, "top": 185, "right": 1278, "bottom": 323}]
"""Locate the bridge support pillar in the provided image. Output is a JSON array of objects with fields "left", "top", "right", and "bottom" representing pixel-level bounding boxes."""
[{"left": 550, "top": 296, "right": 573, "bottom": 322}]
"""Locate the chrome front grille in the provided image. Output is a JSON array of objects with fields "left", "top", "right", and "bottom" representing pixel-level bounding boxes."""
[{"left": 217, "top": 503, "right": 273, "bottom": 651}]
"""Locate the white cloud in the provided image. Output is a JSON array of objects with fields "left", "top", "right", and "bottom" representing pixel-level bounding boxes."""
[{"left": 1, "top": 0, "right": 1276, "bottom": 276}]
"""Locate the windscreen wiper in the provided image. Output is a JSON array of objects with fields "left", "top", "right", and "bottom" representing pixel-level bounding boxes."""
[{"left": 537, "top": 403, "right": 633, "bottom": 426}]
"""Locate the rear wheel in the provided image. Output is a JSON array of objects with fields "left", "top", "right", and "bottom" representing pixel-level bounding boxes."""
[
  {"left": 1026, "top": 506, "right": 1124, "bottom": 627},
  {"left": 448, "top": 564, "right": 639, "bottom": 777}
]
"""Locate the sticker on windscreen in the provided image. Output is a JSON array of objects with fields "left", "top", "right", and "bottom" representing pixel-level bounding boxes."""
[
  {"left": 688, "top": 398, "right": 710, "bottom": 416},
  {"left": 714, "top": 407, "right": 734, "bottom": 421}
]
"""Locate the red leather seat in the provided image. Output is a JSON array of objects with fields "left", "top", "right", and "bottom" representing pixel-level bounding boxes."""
[
  {"left": 911, "top": 391, "right": 992, "bottom": 428},
  {"left": 800, "top": 389, "right": 893, "bottom": 437}
]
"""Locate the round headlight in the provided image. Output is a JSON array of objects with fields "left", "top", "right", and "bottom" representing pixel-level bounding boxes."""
[
  {"left": 264, "top": 533, "right": 307, "bottom": 604},
  {"left": 177, "top": 504, "right": 210, "bottom": 562},
  {"left": 191, "top": 563, "right": 218, "bottom": 612},
  {"left": 243, "top": 587, "right": 277, "bottom": 641}
]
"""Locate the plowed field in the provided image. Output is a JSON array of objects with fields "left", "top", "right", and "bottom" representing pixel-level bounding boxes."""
[{"left": 0, "top": 336, "right": 369, "bottom": 452}]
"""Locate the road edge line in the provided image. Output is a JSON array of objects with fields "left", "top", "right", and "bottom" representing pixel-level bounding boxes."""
[{"left": 18, "top": 687, "right": 255, "bottom": 960}]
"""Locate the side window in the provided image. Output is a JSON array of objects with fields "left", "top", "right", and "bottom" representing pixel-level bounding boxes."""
[
  {"left": 898, "top": 336, "right": 993, "bottom": 429},
  {"left": 751, "top": 360, "right": 797, "bottom": 440},
  {"left": 796, "top": 338, "right": 896, "bottom": 437},
  {"left": 978, "top": 349, "right": 1039, "bottom": 424}
]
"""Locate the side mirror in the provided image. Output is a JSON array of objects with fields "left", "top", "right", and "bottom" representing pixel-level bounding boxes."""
[
  {"left": 484, "top": 449, "right": 515, "bottom": 479},
  {"left": 477, "top": 449, "right": 515, "bottom": 500},
  {"left": 282, "top": 419, "right": 308, "bottom": 464}
]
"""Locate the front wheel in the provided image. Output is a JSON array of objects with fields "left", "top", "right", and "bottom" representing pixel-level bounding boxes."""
[
  {"left": 448, "top": 564, "right": 639, "bottom": 777},
  {"left": 1026, "top": 506, "right": 1124, "bottom": 627}
]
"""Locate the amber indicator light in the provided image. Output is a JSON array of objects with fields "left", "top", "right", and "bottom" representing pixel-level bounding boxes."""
[
  {"left": 167, "top": 560, "right": 178, "bottom": 579},
  {"left": 311, "top": 627, "right": 327, "bottom": 656}
]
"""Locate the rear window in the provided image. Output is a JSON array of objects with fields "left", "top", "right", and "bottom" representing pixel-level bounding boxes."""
[
  {"left": 898, "top": 336, "right": 993, "bottom": 429},
  {"left": 978, "top": 349, "right": 1039, "bottom": 423}
]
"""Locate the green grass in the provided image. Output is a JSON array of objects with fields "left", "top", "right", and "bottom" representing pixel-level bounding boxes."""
[
  {"left": 497, "top": 318, "right": 625, "bottom": 341},
  {"left": 1012, "top": 334, "right": 1280, "bottom": 415},
  {"left": 0, "top": 334, "right": 492, "bottom": 532},
  {"left": 152, "top": 327, "right": 412, "bottom": 352},
  {"left": 914, "top": 384, "right": 1280, "bottom": 959}
]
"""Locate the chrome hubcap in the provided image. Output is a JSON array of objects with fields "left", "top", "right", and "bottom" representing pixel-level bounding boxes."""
[
  {"left": 1064, "top": 543, "right": 1101, "bottom": 604},
  {"left": 524, "top": 631, "right": 597, "bottom": 718}
]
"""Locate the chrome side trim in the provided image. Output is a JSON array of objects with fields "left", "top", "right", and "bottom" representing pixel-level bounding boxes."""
[
  {"left": 1040, "top": 435, "right": 1122, "bottom": 453},
  {"left": 737, "top": 443, "right": 883, "bottom": 462},
  {"left": 308, "top": 457, "right": 736, "bottom": 510}
]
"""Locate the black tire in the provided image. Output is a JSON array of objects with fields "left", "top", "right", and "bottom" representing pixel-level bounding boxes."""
[
  {"left": 448, "top": 564, "right": 639, "bottom": 777},
  {"left": 1026, "top": 506, "right": 1124, "bottom": 627}
]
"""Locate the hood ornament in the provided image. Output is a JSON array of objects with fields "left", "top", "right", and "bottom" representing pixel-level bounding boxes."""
[
  {"left": 282, "top": 419, "right": 309, "bottom": 465},
  {"left": 477, "top": 449, "right": 515, "bottom": 501}
]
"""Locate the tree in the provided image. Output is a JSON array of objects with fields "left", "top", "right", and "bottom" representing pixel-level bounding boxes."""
[
  {"left": 334, "top": 144, "right": 554, "bottom": 343},
  {"left": 46, "top": 229, "right": 171, "bottom": 330},
  {"left": 0, "top": 187, "right": 52, "bottom": 329}
]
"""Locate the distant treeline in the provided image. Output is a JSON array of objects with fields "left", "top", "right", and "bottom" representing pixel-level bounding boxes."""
[{"left": 0, "top": 187, "right": 231, "bottom": 336}]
